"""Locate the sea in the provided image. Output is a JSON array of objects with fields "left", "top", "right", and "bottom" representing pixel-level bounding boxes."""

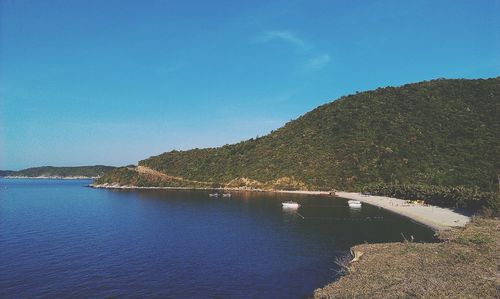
[{"left": 0, "top": 179, "right": 434, "bottom": 298}]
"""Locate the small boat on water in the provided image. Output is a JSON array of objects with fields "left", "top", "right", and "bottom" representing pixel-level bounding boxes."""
[
  {"left": 282, "top": 201, "right": 300, "bottom": 209},
  {"left": 209, "top": 193, "right": 232, "bottom": 198},
  {"left": 348, "top": 200, "right": 362, "bottom": 208}
]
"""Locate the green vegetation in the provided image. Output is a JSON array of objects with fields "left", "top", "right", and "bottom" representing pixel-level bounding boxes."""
[
  {"left": 3, "top": 165, "right": 116, "bottom": 178},
  {"left": 363, "top": 183, "right": 499, "bottom": 215},
  {"left": 98, "top": 77, "right": 500, "bottom": 209},
  {"left": 95, "top": 166, "right": 210, "bottom": 188},
  {"left": 0, "top": 170, "right": 15, "bottom": 176},
  {"left": 454, "top": 231, "right": 493, "bottom": 246}
]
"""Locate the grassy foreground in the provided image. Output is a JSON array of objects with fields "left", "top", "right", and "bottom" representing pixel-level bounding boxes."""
[{"left": 314, "top": 218, "right": 499, "bottom": 298}]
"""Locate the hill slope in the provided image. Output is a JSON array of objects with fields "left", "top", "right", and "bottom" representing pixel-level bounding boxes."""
[
  {"left": 0, "top": 170, "right": 15, "bottom": 177},
  {"left": 3, "top": 165, "right": 116, "bottom": 178},
  {"left": 96, "top": 78, "right": 500, "bottom": 191}
]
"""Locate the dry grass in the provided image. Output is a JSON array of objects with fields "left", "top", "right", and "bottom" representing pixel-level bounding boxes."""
[{"left": 314, "top": 218, "right": 500, "bottom": 298}]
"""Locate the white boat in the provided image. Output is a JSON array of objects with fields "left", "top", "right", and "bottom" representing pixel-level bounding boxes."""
[
  {"left": 209, "top": 193, "right": 219, "bottom": 197},
  {"left": 282, "top": 201, "right": 300, "bottom": 209},
  {"left": 222, "top": 193, "right": 232, "bottom": 198},
  {"left": 348, "top": 200, "right": 362, "bottom": 208}
]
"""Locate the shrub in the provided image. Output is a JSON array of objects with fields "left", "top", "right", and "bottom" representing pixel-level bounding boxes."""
[{"left": 363, "top": 183, "right": 499, "bottom": 216}]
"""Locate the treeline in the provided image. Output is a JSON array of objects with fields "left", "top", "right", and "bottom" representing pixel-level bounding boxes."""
[
  {"left": 0, "top": 170, "right": 15, "bottom": 176},
  {"left": 94, "top": 167, "right": 314, "bottom": 191},
  {"left": 95, "top": 167, "right": 210, "bottom": 188},
  {"left": 2, "top": 165, "right": 116, "bottom": 178},
  {"left": 98, "top": 77, "right": 500, "bottom": 216},
  {"left": 136, "top": 78, "right": 500, "bottom": 191},
  {"left": 363, "top": 183, "right": 499, "bottom": 216}
]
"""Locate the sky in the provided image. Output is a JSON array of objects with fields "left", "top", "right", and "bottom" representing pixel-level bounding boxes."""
[{"left": 1, "top": 0, "right": 499, "bottom": 170}]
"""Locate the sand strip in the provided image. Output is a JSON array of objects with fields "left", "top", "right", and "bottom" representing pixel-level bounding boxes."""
[{"left": 335, "top": 191, "right": 470, "bottom": 231}]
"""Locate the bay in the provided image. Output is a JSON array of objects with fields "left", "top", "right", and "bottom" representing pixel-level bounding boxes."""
[{"left": 0, "top": 179, "right": 434, "bottom": 298}]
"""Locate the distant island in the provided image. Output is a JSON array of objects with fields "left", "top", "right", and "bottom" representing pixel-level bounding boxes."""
[{"left": 1, "top": 165, "right": 116, "bottom": 179}]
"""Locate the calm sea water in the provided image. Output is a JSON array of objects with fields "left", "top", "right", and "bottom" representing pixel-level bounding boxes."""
[{"left": 0, "top": 179, "right": 434, "bottom": 298}]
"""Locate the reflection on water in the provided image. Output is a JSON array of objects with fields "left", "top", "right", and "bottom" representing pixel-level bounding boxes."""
[
  {"left": 0, "top": 180, "right": 435, "bottom": 298},
  {"left": 281, "top": 206, "right": 303, "bottom": 224},
  {"left": 349, "top": 205, "right": 363, "bottom": 217}
]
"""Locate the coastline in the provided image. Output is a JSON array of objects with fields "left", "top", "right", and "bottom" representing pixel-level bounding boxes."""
[
  {"left": 90, "top": 183, "right": 332, "bottom": 195},
  {"left": 91, "top": 183, "right": 331, "bottom": 194},
  {"left": 3, "top": 176, "right": 99, "bottom": 180},
  {"left": 91, "top": 183, "right": 469, "bottom": 231},
  {"left": 335, "top": 191, "right": 470, "bottom": 231},
  {"left": 94, "top": 182, "right": 486, "bottom": 297}
]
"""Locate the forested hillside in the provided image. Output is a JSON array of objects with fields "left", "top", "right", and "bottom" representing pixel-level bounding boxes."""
[
  {"left": 0, "top": 170, "right": 15, "bottom": 177},
  {"left": 3, "top": 165, "right": 116, "bottom": 178},
  {"left": 97, "top": 78, "right": 500, "bottom": 191}
]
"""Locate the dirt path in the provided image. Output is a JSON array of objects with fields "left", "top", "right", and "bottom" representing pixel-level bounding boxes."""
[{"left": 135, "top": 165, "right": 182, "bottom": 180}]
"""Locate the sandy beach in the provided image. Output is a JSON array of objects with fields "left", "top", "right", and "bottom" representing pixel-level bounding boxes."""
[{"left": 335, "top": 191, "right": 470, "bottom": 231}]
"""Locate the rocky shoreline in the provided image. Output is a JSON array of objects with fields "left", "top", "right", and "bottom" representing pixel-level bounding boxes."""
[{"left": 90, "top": 182, "right": 331, "bottom": 195}]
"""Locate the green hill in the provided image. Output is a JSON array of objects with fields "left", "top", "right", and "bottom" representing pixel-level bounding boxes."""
[
  {"left": 96, "top": 78, "right": 500, "bottom": 192},
  {"left": 0, "top": 170, "right": 15, "bottom": 177},
  {"left": 3, "top": 165, "right": 116, "bottom": 178}
]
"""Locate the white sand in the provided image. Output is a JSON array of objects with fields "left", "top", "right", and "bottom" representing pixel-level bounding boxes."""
[{"left": 335, "top": 191, "right": 470, "bottom": 231}]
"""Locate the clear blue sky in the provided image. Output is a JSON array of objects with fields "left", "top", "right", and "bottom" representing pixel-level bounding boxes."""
[{"left": 1, "top": 0, "right": 499, "bottom": 170}]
